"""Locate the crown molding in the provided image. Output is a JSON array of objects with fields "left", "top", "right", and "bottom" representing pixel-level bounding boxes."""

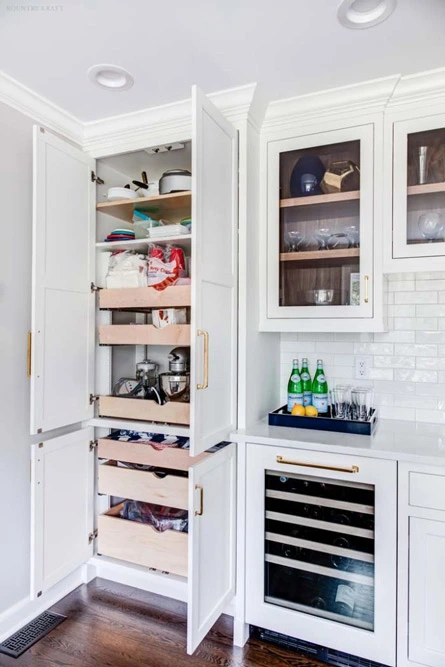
[
  {"left": 0, "top": 69, "right": 83, "bottom": 145},
  {"left": 263, "top": 75, "right": 401, "bottom": 133},
  {"left": 386, "top": 66, "right": 445, "bottom": 109}
]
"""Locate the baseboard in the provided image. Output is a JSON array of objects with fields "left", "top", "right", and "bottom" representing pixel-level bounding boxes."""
[{"left": 0, "top": 567, "right": 85, "bottom": 643}]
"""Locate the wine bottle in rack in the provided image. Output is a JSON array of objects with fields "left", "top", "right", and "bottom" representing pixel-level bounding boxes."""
[{"left": 332, "top": 583, "right": 356, "bottom": 618}]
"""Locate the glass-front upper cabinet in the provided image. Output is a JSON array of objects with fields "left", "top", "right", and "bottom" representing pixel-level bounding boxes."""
[
  {"left": 265, "top": 125, "right": 375, "bottom": 324},
  {"left": 393, "top": 114, "right": 445, "bottom": 260}
]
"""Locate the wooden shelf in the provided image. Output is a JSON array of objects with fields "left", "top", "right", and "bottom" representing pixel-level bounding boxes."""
[
  {"left": 99, "top": 285, "right": 191, "bottom": 310},
  {"left": 407, "top": 183, "right": 445, "bottom": 196},
  {"left": 280, "top": 248, "right": 360, "bottom": 262},
  {"left": 280, "top": 191, "right": 360, "bottom": 209},
  {"left": 95, "top": 235, "right": 191, "bottom": 252},
  {"left": 99, "top": 324, "right": 191, "bottom": 346},
  {"left": 98, "top": 396, "right": 190, "bottom": 425},
  {"left": 96, "top": 191, "right": 191, "bottom": 223}
]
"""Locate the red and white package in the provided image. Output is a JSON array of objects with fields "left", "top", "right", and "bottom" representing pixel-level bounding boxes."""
[{"left": 147, "top": 245, "right": 187, "bottom": 290}]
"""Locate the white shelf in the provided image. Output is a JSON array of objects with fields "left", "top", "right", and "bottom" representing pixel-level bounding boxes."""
[
  {"left": 95, "top": 234, "right": 192, "bottom": 252},
  {"left": 89, "top": 416, "right": 190, "bottom": 438}
]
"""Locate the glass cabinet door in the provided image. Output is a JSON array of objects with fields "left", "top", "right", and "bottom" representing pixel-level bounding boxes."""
[
  {"left": 266, "top": 125, "right": 374, "bottom": 320},
  {"left": 393, "top": 115, "right": 445, "bottom": 259}
]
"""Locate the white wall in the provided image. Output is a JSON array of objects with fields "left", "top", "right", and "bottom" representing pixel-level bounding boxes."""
[
  {"left": 0, "top": 102, "right": 34, "bottom": 612},
  {"left": 280, "top": 271, "right": 445, "bottom": 425}
]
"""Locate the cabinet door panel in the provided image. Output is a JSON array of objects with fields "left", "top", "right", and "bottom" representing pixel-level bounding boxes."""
[
  {"left": 189, "top": 87, "right": 238, "bottom": 456},
  {"left": 30, "top": 428, "right": 94, "bottom": 598},
  {"left": 409, "top": 517, "right": 445, "bottom": 666},
  {"left": 187, "top": 443, "right": 236, "bottom": 654},
  {"left": 31, "top": 127, "right": 95, "bottom": 434}
]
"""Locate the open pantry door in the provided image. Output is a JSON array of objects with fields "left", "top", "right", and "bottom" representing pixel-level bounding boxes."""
[
  {"left": 189, "top": 86, "right": 238, "bottom": 457},
  {"left": 187, "top": 443, "right": 236, "bottom": 654},
  {"left": 30, "top": 127, "right": 95, "bottom": 434},
  {"left": 30, "top": 428, "right": 95, "bottom": 598}
]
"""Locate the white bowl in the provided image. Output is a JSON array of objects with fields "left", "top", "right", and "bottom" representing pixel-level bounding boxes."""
[{"left": 107, "top": 187, "right": 139, "bottom": 201}]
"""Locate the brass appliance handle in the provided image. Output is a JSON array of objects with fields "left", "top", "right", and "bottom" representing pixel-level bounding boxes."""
[
  {"left": 27, "top": 331, "right": 32, "bottom": 378},
  {"left": 276, "top": 455, "right": 359, "bottom": 474},
  {"left": 364, "top": 275, "right": 370, "bottom": 304},
  {"left": 194, "top": 484, "right": 204, "bottom": 516},
  {"left": 196, "top": 329, "right": 209, "bottom": 390}
]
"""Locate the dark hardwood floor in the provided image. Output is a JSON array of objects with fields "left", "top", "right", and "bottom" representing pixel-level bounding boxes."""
[{"left": 0, "top": 578, "right": 325, "bottom": 667}]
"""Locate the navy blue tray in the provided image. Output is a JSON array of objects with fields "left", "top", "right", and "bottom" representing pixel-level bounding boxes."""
[{"left": 268, "top": 406, "right": 377, "bottom": 436}]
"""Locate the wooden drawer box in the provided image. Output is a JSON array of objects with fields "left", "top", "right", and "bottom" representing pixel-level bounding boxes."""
[
  {"left": 410, "top": 471, "right": 445, "bottom": 512},
  {"left": 97, "top": 438, "right": 208, "bottom": 471},
  {"left": 98, "top": 504, "right": 188, "bottom": 577},
  {"left": 99, "top": 324, "right": 191, "bottom": 346},
  {"left": 98, "top": 396, "right": 190, "bottom": 425},
  {"left": 98, "top": 462, "right": 188, "bottom": 510},
  {"left": 99, "top": 285, "right": 191, "bottom": 310}
]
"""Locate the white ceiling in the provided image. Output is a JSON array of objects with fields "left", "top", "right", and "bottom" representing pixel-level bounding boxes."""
[{"left": 1, "top": 0, "right": 445, "bottom": 122}]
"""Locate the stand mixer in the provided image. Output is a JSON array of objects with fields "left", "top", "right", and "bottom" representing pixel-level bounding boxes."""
[
  {"left": 160, "top": 347, "right": 190, "bottom": 402},
  {"left": 113, "top": 358, "right": 165, "bottom": 405}
]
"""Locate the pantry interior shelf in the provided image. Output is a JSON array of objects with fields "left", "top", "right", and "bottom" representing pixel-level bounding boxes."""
[
  {"left": 280, "top": 191, "right": 360, "bottom": 209},
  {"left": 96, "top": 191, "right": 192, "bottom": 222},
  {"left": 95, "top": 235, "right": 192, "bottom": 252},
  {"left": 280, "top": 248, "right": 360, "bottom": 262},
  {"left": 407, "top": 182, "right": 445, "bottom": 196}
]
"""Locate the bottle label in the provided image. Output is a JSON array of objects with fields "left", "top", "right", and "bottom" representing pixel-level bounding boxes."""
[
  {"left": 288, "top": 393, "right": 303, "bottom": 411},
  {"left": 303, "top": 391, "right": 312, "bottom": 407},
  {"left": 290, "top": 373, "right": 301, "bottom": 383},
  {"left": 301, "top": 372, "right": 311, "bottom": 381},
  {"left": 312, "top": 393, "right": 329, "bottom": 413},
  {"left": 316, "top": 374, "right": 326, "bottom": 383},
  {"left": 335, "top": 585, "right": 355, "bottom": 613}
]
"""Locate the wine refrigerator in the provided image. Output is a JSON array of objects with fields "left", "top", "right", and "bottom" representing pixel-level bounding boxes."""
[{"left": 245, "top": 444, "right": 397, "bottom": 667}]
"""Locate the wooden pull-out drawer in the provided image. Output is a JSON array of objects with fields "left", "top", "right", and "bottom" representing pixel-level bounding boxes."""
[
  {"left": 410, "top": 471, "right": 445, "bottom": 512},
  {"left": 99, "top": 285, "right": 191, "bottom": 310},
  {"left": 99, "top": 324, "right": 191, "bottom": 346},
  {"left": 98, "top": 504, "right": 188, "bottom": 577},
  {"left": 99, "top": 462, "right": 188, "bottom": 510},
  {"left": 98, "top": 396, "right": 190, "bottom": 425},
  {"left": 97, "top": 438, "right": 209, "bottom": 471}
]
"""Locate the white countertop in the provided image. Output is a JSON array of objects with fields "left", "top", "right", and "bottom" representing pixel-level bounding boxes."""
[{"left": 232, "top": 417, "right": 445, "bottom": 465}]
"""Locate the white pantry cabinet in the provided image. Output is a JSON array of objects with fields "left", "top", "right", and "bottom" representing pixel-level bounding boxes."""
[
  {"left": 29, "top": 86, "right": 239, "bottom": 654},
  {"left": 244, "top": 443, "right": 397, "bottom": 666},
  {"left": 260, "top": 120, "right": 385, "bottom": 332},
  {"left": 398, "top": 462, "right": 445, "bottom": 667}
]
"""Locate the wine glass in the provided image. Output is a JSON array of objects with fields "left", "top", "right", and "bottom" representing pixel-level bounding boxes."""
[
  {"left": 344, "top": 225, "right": 360, "bottom": 248},
  {"left": 286, "top": 230, "right": 304, "bottom": 252},
  {"left": 313, "top": 228, "right": 331, "bottom": 250},
  {"left": 418, "top": 212, "right": 444, "bottom": 242}
]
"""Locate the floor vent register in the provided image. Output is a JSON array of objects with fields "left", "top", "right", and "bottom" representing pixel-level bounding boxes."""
[
  {"left": 0, "top": 611, "right": 66, "bottom": 658},
  {"left": 251, "top": 626, "right": 390, "bottom": 667}
]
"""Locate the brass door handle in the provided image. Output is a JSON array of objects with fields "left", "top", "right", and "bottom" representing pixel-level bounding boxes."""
[
  {"left": 27, "top": 331, "right": 32, "bottom": 378},
  {"left": 364, "top": 275, "right": 370, "bottom": 304},
  {"left": 194, "top": 484, "right": 204, "bottom": 516},
  {"left": 276, "top": 455, "right": 359, "bottom": 474},
  {"left": 196, "top": 329, "right": 209, "bottom": 390}
]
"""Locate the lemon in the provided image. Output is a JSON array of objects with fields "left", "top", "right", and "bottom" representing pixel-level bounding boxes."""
[
  {"left": 291, "top": 404, "right": 306, "bottom": 416},
  {"left": 305, "top": 405, "right": 318, "bottom": 417}
]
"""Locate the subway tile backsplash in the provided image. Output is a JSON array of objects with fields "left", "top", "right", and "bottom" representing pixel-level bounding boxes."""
[{"left": 279, "top": 272, "right": 445, "bottom": 424}]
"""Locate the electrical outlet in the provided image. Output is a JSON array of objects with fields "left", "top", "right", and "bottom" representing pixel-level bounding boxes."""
[{"left": 355, "top": 356, "right": 371, "bottom": 380}]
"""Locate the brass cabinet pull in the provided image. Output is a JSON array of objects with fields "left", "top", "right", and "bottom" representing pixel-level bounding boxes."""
[
  {"left": 276, "top": 455, "right": 359, "bottom": 474},
  {"left": 27, "top": 331, "right": 32, "bottom": 378},
  {"left": 364, "top": 275, "right": 370, "bottom": 304},
  {"left": 196, "top": 329, "right": 209, "bottom": 390},
  {"left": 194, "top": 484, "right": 204, "bottom": 516}
]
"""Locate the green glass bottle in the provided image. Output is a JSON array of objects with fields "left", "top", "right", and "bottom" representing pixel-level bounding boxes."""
[
  {"left": 287, "top": 358, "right": 303, "bottom": 412},
  {"left": 300, "top": 358, "right": 312, "bottom": 407},
  {"left": 312, "top": 359, "right": 328, "bottom": 414}
]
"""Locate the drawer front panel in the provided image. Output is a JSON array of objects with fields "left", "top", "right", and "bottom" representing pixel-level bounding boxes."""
[
  {"left": 97, "top": 438, "right": 208, "bottom": 471},
  {"left": 98, "top": 396, "right": 190, "bottom": 425},
  {"left": 98, "top": 505, "right": 188, "bottom": 577},
  {"left": 99, "top": 324, "right": 191, "bottom": 346},
  {"left": 410, "top": 472, "right": 445, "bottom": 512},
  {"left": 99, "top": 285, "right": 191, "bottom": 310},
  {"left": 98, "top": 463, "right": 188, "bottom": 510}
]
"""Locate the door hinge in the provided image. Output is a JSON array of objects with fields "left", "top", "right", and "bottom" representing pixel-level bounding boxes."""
[
  {"left": 88, "top": 529, "right": 98, "bottom": 544},
  {"left": 91, "top": 171, "right": 104, "bottom": 185},
  {"left": 89, "top": 394, "right": 99, "bottom": 405},
  {"left": 91, "top": 282, "right": 101, "bottom": 293},
  {"left": 89, "top": 439, "right": 98, "bottom": 451},
  {"left": 27, "top": 331, "right": 32, "bottom": 378}
]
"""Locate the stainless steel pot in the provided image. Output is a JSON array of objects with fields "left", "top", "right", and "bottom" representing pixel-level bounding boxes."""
[
  {"left": 159, "top": 169, "right": 192, "bottom": 195},
  {"left": 159, "top": 372, "right": 190, "bottom": 402}
]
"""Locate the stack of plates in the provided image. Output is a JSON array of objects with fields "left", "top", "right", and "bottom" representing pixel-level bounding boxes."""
[
  {"left": 149, "top": 224, "right": 190, "bottom": 239},
  {"left": 104, "top": 228, "right": 136, "bottom": 242}
]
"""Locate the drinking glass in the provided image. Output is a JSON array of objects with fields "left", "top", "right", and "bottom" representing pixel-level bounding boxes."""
[
  {"left": 352, "top": 387, "right": 373, "bottom": 421},
  {"left": 332, "top": 385, "right": 352, "bottom": 419},
  {"left": 286, "top": 230, "right": 304, "bottom": 252},
  {"left": 314, "top": 228, "right": 331, "bottom": 250}
]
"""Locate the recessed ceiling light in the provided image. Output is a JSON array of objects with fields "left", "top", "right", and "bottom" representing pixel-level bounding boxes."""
[
  {"left": 87, "top": 64, "right": 134, "bottom": 91},
  {"left": 337, "top": 0, "right": 397, "bottom": 29}
]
